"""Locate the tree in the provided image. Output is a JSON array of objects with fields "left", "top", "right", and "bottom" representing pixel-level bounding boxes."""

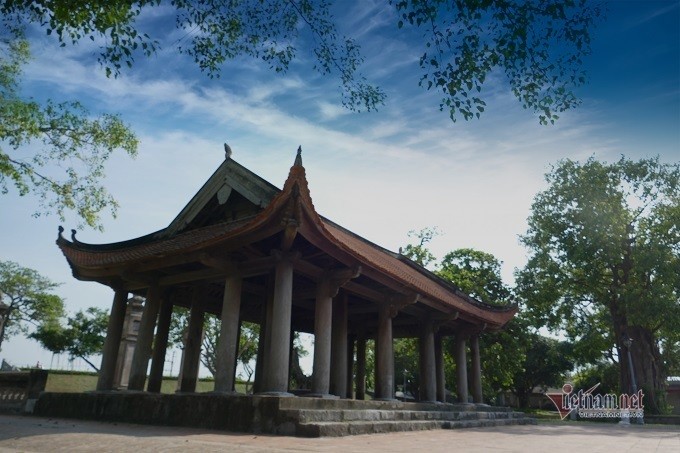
[
  {"left": 0, "top": 29, "right": 138, "bottom": 229},
  {"left": 0, "top": 260, "right": 65, "bottom": 351},
  {"left": 438, "top": 248, "right": 511, "bottom": 305},
  {"left": 3, "top": 0, "right": 602, "bottom": 123},
  {"left": 31, "top": 307, "right": 109, "bottom": 371},
  {"left": 517, "top": 156, "right": 680, "bottom": 414},
  {"left": 510, "top": 334, "right": 573, "bottom": 408},
  {"left": 401, "top": 227, "right": 441, "bottom": 268}
]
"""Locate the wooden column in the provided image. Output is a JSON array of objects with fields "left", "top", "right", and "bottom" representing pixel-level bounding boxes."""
[
  {"left": 455, "top": 333, "right": 469, "bottom": 403},
  {"left": 96, "top": 290, "right": 128, "bottom": 391},
  {"left": 355, "top": 337, "right": 367, "bottom": 400},
  {"left": 214, "top": 274, "right": 243, "bottom": 393},
  {"left": 179, "top": 291, "right": 205, "bottom": 393},
  {"left": 346, "top": 335, "right": 355, "bottom": 399},
  {"left": 232, "top": 320, "right": 242, "bottom": 392},
  {"left": 147, "top": 297, "right": 172, "bottom": 393},
  {"left": 434, "top": 333, "right": 446, "bottom": 402},
  {"left": 260, "top": 252, "right": 294, "bottom": 394},
  {"left": 253, "top": 277, "right": 273, "bottom": 394},
  {"left": 418, "top": 319, "right": 436, "bottom": 402},
  {"left": 470, "top": 334, "right": 483, "bottom": 404},
  {"left": 375, "top": 304, "right": 395, "bottom": 400},
  {"left": 311, "top": 278, "right": 333, "bottom": 396},
  {"left": 330, "top": 292, "right": 348, "bottom": 398},
  {"left": 128, "top": 285, "right": 162, "bottom": 391}
]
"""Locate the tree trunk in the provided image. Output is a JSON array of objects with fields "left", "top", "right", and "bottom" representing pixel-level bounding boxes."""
[{"left": 618, "top": 325, "right": 665, "bottom": 414}]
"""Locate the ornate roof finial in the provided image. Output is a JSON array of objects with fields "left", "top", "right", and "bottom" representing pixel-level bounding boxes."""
[
  {"left": 71, "top": 229, "right": 78, "bottom": 242},
  {"left": 294, "top": 145, "right": 302, "bottom": 167},
  {"left": 57, "top": 226, "right": 65, "bottom": 240},
  {"left": 224, "top": 143, "right": 233, "bottom": 159}
]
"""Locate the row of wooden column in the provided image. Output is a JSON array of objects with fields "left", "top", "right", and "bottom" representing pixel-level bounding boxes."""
[{"left": 96, "top": 256, "right": 485, "bottom": 404}]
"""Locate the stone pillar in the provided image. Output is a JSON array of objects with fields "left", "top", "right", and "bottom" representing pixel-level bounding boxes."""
[
  {"left": 255, "top": 274, "right": 275, "bottom": 393},
  {"left": 214, "top": 274, "right": 243, "bottom": 393},
  {"left": 455, "top": 333, "right": 469, "bottom": 403},
  {"left": 147, "top": 298, "right": 172, "bottom": 393},
  {"left": 355, "top": 337, "right": 367, "bottom": 400},
  {"left": 97, "top": 290, "right": 128, "bottom": 391},
  {"left": 233, "top": 320, "right": 242, "bottom": 392},
  {"left": 434, "top": 333, "right": 446, "bottom": 402},
  {"left": 260, "top": 253, "right": 294, "bottom": 394},
  {"left": 179, "top": 295, "right": 205, "bottom": 393},
  {"left": 346, "top": 335, "right": 355, "bottom": 399},
  {"left": 128, "top": 285, "right": 162, "bottom": 391},
  {"left": 470, "top": 334, "right": 483, "bottom": 404},
  {"left": 330, "top": 292, "right": 348, "bottom": 398},
  {"left": 375, "top": 304, "right": 395, "bottom": 400},
  {"left": 418, "top": 320, "right": 436, "bottom": 402},
  {"left": 311, "top": 278, "right": 333, "bottom": 396}
]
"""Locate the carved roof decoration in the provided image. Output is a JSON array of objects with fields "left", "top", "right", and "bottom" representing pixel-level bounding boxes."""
[{"left": 57, "top": 149, "right": 517, "bottom": 328}]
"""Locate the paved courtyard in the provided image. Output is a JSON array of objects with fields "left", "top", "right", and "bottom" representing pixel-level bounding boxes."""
[{"left": 0, "top": 414, "right": 678, "bottom": 452}]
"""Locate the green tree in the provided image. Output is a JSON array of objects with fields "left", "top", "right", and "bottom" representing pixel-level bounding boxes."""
[
  {"left": 0, "top": 31, "right": 138, "bottom": 229},
  {"left": 438, "top": 248, "right": 511, "bottom": 304},
  {"left": 31, "top": 307, "right": 109, "bottom": 371},
  {"left": 401, "top": 226, "right": 441, "bottom": 268},
  {"left": 516, "top": 156, "right": 680, "bottom": 414},
  {"left": 2, "top": 0, "right": 602, "bottom": 123},
  {"left": 510, "top": 334, "right": 573, "bottom": 408},
  {"left": 0, "top": 260, "right": 65, "bottom": 351}
]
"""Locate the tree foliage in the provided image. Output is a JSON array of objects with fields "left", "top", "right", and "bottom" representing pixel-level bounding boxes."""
[
  {"left": 400, "top": 226, "right": 441, "bottom": 268},
  {"left": 393, "top": 0, "right": 603, "bottom": 124},
  {"left": 0, "top": 30, "right": 138, "bottom": 229},
  {"left": 517, "top": 156, "right": 680, "bottom": 413},
  {"left": 510, "top": 333, "right": 573, "bottom": 408},
  {"left": 31, "top": 306, "right": 109, "bottom": 372},
  {"left": 0, "top": 260, "right": 64, "bottom": 351},
  {"left": 438, "top": 248, "right": 511, "bottom": 304},
  {"left": 2, "top": 0, "right": 602, "bottom": 123}
]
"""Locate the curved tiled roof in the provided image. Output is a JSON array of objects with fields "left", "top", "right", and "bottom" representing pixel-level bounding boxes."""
[{"left": 57, "top": 154, "right": 516, "bottom": 327}]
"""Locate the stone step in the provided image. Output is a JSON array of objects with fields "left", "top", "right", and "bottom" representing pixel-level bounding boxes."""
[
  {"left": 297, "top": 416, "right": 535, "bottom": 437},
  {"left": 283, "top": 408, "right": 524, "bottom": 423},
  {"left": 276, "top": 397, "right": 514, "bottom": 413}
]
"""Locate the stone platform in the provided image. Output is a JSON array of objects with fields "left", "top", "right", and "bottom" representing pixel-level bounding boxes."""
[{"left": 33, "top": 392, "right": 534, "bottom": 437}]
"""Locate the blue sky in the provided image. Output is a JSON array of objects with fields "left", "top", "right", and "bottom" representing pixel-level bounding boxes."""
[{"left": 1, "top": 1, "right": 678, "bottom": 373}]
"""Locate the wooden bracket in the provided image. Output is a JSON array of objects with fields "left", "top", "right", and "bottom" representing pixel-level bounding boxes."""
[
  {"left": 323, "top": 265, "right": 362, "bottom": 297},
  {"left": 384, "top": 292, "right": 420, "bottom": 318}
]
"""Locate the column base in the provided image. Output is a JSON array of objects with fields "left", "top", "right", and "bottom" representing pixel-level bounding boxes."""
[
  {"left": 304, "top": 393, "right": 340, "bottom": 399},
  {"left": 456, "top": 402, "right": 476, "bottom": 408},
  {"left": 256, "top": 391, "right": 294, "bottom": 397}
]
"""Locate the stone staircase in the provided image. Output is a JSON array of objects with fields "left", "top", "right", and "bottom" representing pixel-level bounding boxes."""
[{"left": 276, "top": 397, "right": 536, "bottom": 437}]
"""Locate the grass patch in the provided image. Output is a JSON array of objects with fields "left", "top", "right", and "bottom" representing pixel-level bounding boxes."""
[{"left": 45, "top": 371, "right": 251, "bottom": 394}]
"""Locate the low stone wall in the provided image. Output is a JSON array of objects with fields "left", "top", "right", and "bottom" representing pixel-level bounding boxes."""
[
  {"left": 34, "top": 392, "right": 300, "bottom": 435},
  {"left": 0, "top": 370, "right": 48, "bottom": 413}
]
